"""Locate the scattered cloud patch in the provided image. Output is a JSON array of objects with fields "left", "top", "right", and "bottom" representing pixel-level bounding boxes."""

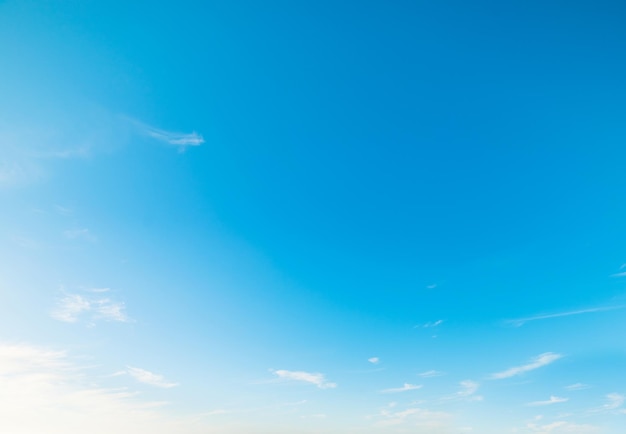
[
  {"left": 368, "top": 357, "right": 380, "bottom": 364},
  {"left": 0, "top": 342, "right": 205, "bottom": 434},
  {"left": 381, "top": 383, "right": 423, "bottom": 394},
  {"left": 271, "top": 369, "right": 336, "bottom": 389},
  {"left": 51, "top": 291, "right": 130, "bottom": 324},
  {"left": 527, "top": 396, "right": 569, "bottom": 406},
  {"left": 126, "top": 367, "right": 179, "bottom": 389},
  {"left": 603, "top": 393, "right": 624, "bottom": 411},
  {"left": 490, "top": 353, "right": 562, "bottom": 380}
]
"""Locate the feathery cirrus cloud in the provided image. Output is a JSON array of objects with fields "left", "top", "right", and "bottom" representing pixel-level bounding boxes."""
[
  {"left": 271, "top": 369, "right": 336, "bottom": 389},
  {"left": 490, "top": 353, "right": 562, "bottom": 380}
]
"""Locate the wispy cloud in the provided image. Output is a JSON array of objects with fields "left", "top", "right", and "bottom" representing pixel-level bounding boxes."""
[
  {"left": 441, "top": 380, "right": 482, "bottom": 402},
  {"left": 527, "top": 396, "right": 569, "bottom": 406},
  {"left": 0, "top": 342, "right": 205, "bottom": 434},
  {"left": 271, "top": 369, "right": 336, "bottom": 389},
  {"left": 127, "top": 118, "right": 204, "bottom": 152},
  {"left": 611, "top": 272, "right": 626, "bottom": 278},
  {"left": 64, "top": 228, "right": 97, "bottom": 242},
  {"left": 381, "top": 383, "right": 423, "bottom": 393},
  {"left": 377, "top": 406, "right": 452, "bottom": 429},
  {"left": 565, "top": 383, "right": 590, "bottom": 391},
  {"left": 414, "top": 320, "right": 444, "bottom": 329},
  {"left": 51, "top": 291, "right": 130, "bottom": 324},
  {"left": 526, "top": 420, "right": 600, "bottom": 433},
  {"left": 418, "top": 370, "right": 445, "bottom": 378},
  {"left": 602, "top": 393, "right": 624, "bottom": 411},
  {"left": 368, "top": 357, "right": 380, "bottom": 364},
  {"left": 490, "top": 353, "right": 563, "bottom": 380},
  {"left": 507, "top": 306, "right": 626, "bottom": 327},
  {"left": 126, "top": 367, "right": 179, "bottom": 389}
]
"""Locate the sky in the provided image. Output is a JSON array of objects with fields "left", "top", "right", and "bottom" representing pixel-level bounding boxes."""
[{"left": 1, "top": 0, "right": 626, "bottom": 433}]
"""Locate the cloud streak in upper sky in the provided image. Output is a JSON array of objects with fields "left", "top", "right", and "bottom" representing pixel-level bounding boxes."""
[
  {"left": 127, "top": 118, "right": 204, "bottom": 152},
  {"left": 507, "top": 305, "right": 626, "bottom": 327},
  {"left": 126, "top": 366, "right": 179, "bottom": 389},
  {"left": 381, "top": 383, "right": 423, "bottom": 393},
  {"left": 490, "top": 353, "right": 562, "bottom": 379},
  {"left": 271, "top": 369, "right": 337, "bottom": 389}
]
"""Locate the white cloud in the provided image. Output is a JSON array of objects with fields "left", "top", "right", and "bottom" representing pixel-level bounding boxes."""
[
  {"left": 0, "top": 342, "right": 209, "bottom": 434},
  {"left": 64, "top": 228, "right": 97, "bottom": 242},
  {"left": 271, "top": 369, "right": 336, "bottom": 389},
  {"left": 565, "top": 383, "right": 590, "bottom": 391},
  {"left": 414, "top": 320, "right": 444, "bottom": 329},
  {"left": 377, "top": 406, "right": 452, "bottom": 430},
  {"left": 368, "top": 357, "right": 380, "bottom": 364},
  {"left": 527, "top": 396, "right": 569, "bottom": 406},
  {"left": 418, "top": 370, "right": 445, "bottom": 378},
  {"left": 381, "top": 383, "right": 423, "bottom": 393},
  {"left": 508, "top": 306, "right": 626, "bottom": 327},
  {"left": 603, "top": 393, "right": 624, "bottom": 411},
  {"left": 611, "top": 272, "right": 626, "bottom": 277},
  {"left": 127, "top": 118, "right": 204, "bottom": 152},
  {"left": 490, "top": 353, "right": 563, "bottom": 379},
  {"left": 526, "top": 421, "right": 600, "bottom": 433},
  {"left": 442, "top": 380, "right": 482, "bottom": 402},
  {"left": 51, "top": 291, "right": 130, "bottom": 324},
  {"left": 126, "top": 367, "right": 179, "bottom": 389}
]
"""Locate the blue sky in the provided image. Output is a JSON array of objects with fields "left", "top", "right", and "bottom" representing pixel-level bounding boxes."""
[{"left": 1, "top": 0, "right": 626, "bottom": 432}]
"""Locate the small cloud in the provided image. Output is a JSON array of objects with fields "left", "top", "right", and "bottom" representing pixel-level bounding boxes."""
[
  {"left": 442, "top": 380, "right": 482, "bottom": 402},
  {"left": 51, "top": 290, "right": 130, "bottom": 325},
  {"left": 565, "top": 383, "right": 590, "bottom": 391},
  {"left": 64, "top": 228, "right": 97, "bottom": 242},
  {"left": 527, "top": 396, "right": 569, "bottom": 406},
  {"left": 490, "top": 353, "right": 563, "bottom": 380},
  {"left": 54, "top": 205, "right": 73, "bottom": 216},
  {"left": 126, "top": 366, "right": 179, "bottom": 389},
  {"left": 368, "top": 357, "right": 380, "bottom": 364},
  {"left": 87, "top": 287, "right": 111, "bottom": 293},
  {"left": 127, "top": 118, "right": 204, "bottom": 152},
  {"left": 426, "top": 284, "right": 437, "bottom": 289},
  {"left": 526, "top": 421, "right": 600, "bottom": 433},
  {"left": 418, "top": 370, "right": 445, "bottom": 378},
  {"left": 603, "top": 393, "right": 624, "bottom": 411},
  {"left": 611, "top": 271, "right": 626, "bottom": 278},
  {"left": 271, "top": 369, "right": 336, "bottom": 389},
  {"left": 381, "top": 383, "right": 423, "bottom": 394},
  {"left": 415, "top": 320, "right": 444, "bottom": 329}
]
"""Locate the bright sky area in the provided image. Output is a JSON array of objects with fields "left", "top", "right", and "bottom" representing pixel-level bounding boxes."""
[{"left": 1, "top": 0, "right": 626, "bottom": 433}]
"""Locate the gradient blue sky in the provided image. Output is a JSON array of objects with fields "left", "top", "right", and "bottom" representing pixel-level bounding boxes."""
[{"left": 2, "top": 0, "right": 626, "bottom": 433}]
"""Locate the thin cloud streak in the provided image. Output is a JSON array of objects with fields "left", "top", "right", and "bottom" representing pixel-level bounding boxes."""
[
  {"left": 527, "top": 396, "right": 569, "bottom": 406},
  {"left": 507, "top": 305, "right": 626, "bottom": 327},
  {"left": 490, "top": 353, "right": 562, "bottom": 380},
  {"left": 127, "top": 118, "right": 204, "bottom": 152},
  {"left": 126, "top": 367, "right": 179, "bottom": 389},
  {"left": 381, "top": 383, "right": 423, "bottom": 393},
  {"left": 271, "top": 369, "right": 336, "bottom": 389}
]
